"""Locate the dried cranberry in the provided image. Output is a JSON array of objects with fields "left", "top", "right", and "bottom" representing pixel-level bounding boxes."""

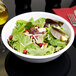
[
  {"left": 9, "top": 35, "right": 13, "bottom": 40},
  {"left": 23, "top": 50, "right": 27, "bottom": 54},
  {"left": 38, "top": 43, "right": 43, "bottom": 47},
  {"left": 24, "top": 29, "right": 29, "bottom": 33}
]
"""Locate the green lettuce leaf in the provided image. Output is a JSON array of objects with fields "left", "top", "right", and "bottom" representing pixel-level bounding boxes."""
[
  {"left": 12, "top": 32, "right": 32, "bottom": 52},
  {"left": 27, "top": 46, "right": 55, "bottom": 56},
  {"left": 56, "top": 46, "right": 63, "bottom": 52},
  {"left": 12, "top": 20, "right": 27, "bottom": 35},
  {"left": 25, "top": 22, "right": 35, "bottom": 31},
  {"left": 29, "top": 17, "right": 34, "bottom": 23},
  {"left": 34, "top": 18, "right": 45, "bottom": 28},
  {"left": 16, "top": 20, "right": 27, "bottom": 28},
  {"left": 24, "top": 17, "right": 36, "bottom": 31},
  {"left": 44, "top": 27, "right": 67, "bottom": 47},
  {"left": 49, "top": 38, "right": 66, "bottom": 47},
  {"left": 25, "top": 43, "right": 40, "bottom": 50}
]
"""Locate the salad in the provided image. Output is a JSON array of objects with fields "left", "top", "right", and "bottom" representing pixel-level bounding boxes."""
[{"left": 8, "top": 17, "right": 70, "bottom": 56}]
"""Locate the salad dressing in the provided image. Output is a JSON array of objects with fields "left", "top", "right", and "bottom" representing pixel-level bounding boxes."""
[{"left": 0, "top": 0, "right": 8, "bottom": 26}]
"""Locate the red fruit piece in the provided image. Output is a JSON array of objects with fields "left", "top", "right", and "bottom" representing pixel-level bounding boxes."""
[
  {"left": 30, "top": 35, "right": 34, "bottom": 39},
  {"left": 23, "top": 50, "right": 27, "bottom": 54},
  {"left": 35, "top": 26, "right": 39, "bottom": 28},
  {"left": 9, "top": 35, "right": 13, "bottom": 40},
  {"left": 24, "top": 29, "right": 29, "bottom": 33},
  {"left": 38, "top": 43, "right": 43, "bottom": 47}
]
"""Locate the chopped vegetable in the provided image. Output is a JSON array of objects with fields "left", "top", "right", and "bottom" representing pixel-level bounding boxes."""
[
  {"left": 60, "top": 35, "right": 68, "bottom": 42},
  {"left": 8, "top": 17, "right": 70, "bottom": 56},
  {"left": 38, "top": 28, "right": 46, "bottom": 32},
  {"left": 41, "top": 43, "right": 48, "bottom": 48}
]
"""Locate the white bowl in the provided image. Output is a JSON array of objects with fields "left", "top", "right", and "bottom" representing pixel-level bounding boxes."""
[{"left": 1, "top": 12, "right": 74, "bottom": 63}]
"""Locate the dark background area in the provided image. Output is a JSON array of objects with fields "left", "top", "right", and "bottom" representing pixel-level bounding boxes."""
[{"left": 3, "top": 0, "right": 74, "bottom": 19}]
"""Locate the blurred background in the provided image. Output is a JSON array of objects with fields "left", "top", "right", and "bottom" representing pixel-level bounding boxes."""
[{"left": 3, "top": 0, "right": 73, "bottom": 20}]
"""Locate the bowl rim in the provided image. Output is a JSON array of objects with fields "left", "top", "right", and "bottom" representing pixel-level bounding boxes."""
[{"left": 1, "top": 11, "right": 75, "bottom": 59}]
